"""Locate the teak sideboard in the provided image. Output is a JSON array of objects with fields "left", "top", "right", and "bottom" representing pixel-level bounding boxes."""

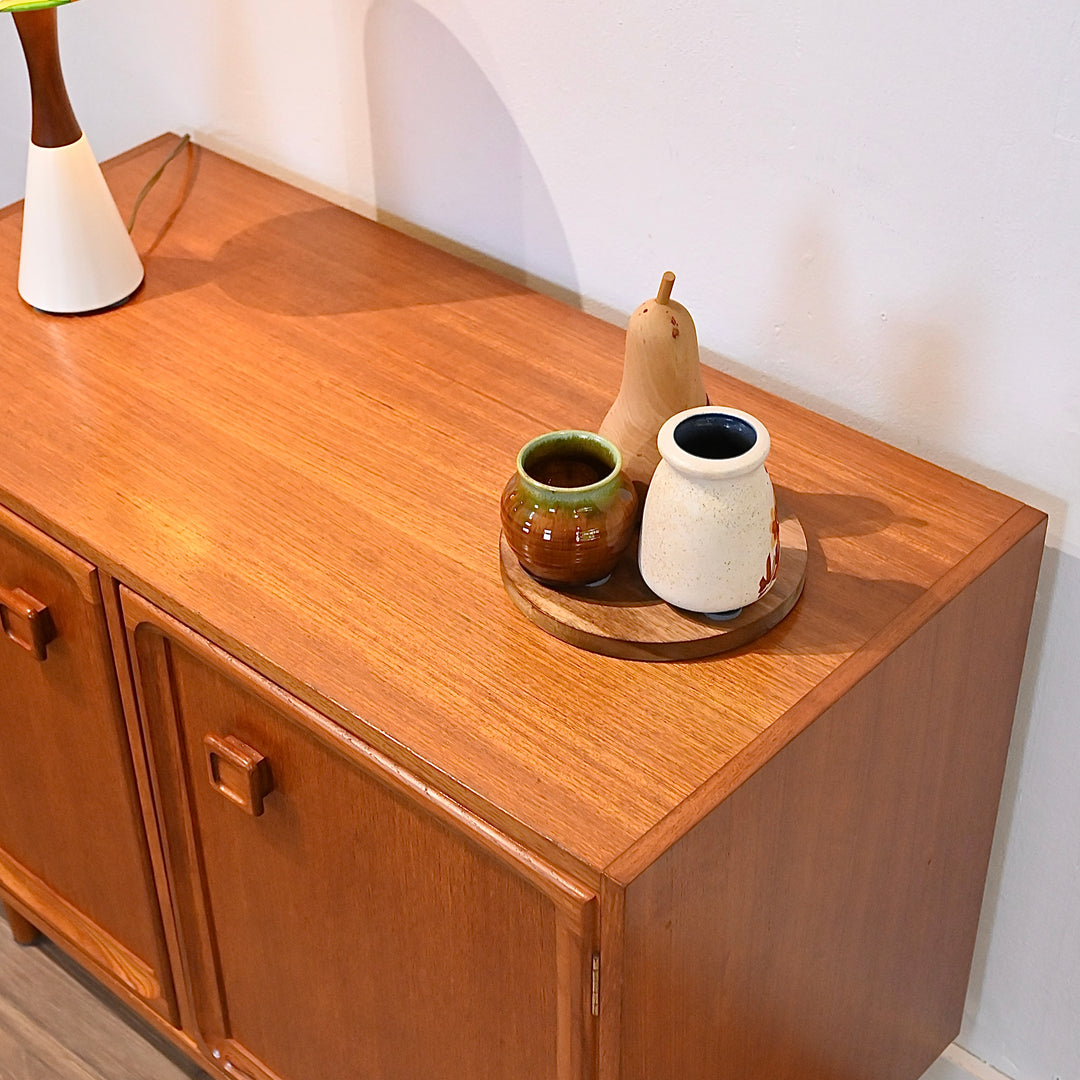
[{"left": 0, "top": 136, "right": 1046, "bottom": 1080}]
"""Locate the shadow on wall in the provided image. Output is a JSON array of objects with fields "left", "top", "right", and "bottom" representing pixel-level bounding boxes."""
[
  {"left": 755, "top": 209, "right": 971, "bottom": 453},
  {"left": 211, "top": 0, "right": 274, "bottom": 154},
  {"left": 364, "top": 0, "right": 581, "bottom": 306},
  {"left": 704, "top": 203, "right": 1077, "bottom": 1077}
]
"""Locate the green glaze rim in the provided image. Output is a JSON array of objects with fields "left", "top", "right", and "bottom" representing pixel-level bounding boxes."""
[{"left": 516, "top": 430, "right": 623, "bottom": 503}]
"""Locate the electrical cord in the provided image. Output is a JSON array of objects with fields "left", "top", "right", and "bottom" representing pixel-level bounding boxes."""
[{"left": 126, "top": 132, "right": 191, "bottom": 233}]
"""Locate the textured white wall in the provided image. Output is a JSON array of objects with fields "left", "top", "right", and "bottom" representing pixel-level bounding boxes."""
[{"left": 1, "top": 2, "right": 1078, "bottom": 1077}]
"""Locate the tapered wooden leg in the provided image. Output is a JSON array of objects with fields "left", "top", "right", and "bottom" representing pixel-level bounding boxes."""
[
  {"left": 2, "top": 902, "right": 40, "bottom": 946},
  {"left": 12, "top": 8, "right": 82, "bottom": 149}
]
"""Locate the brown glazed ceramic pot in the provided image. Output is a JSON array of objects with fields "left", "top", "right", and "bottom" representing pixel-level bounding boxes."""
[{"left": 500, "top": 430, "right": 638, "bottom": 587}]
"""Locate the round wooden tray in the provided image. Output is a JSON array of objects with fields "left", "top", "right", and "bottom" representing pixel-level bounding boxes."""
[{"left": 499, "top": 511, "right": 807, "bottom": 661}]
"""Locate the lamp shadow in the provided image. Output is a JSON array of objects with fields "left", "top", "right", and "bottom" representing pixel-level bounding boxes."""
[
  {"left": 139, "top": 204, "right": 529, "bottom": 315},
  {"left": 129, "top": 0, "right": 580, "bottom": 313},
  {"left": 364, "top": 0, "right": 581, "bottom": 305}
]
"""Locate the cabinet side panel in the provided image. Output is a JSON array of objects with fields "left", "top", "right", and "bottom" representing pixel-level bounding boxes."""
[{"left": 620, "top": 523, "right": 1045, "bottom": 1080}]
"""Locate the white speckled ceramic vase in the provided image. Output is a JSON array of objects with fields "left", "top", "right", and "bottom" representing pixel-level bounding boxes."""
[{"left": 639, "top": 407, "right": 780, "bottom": 615}]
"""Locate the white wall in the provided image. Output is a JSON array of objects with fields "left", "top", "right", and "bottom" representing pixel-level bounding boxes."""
[{"left": 2, "top": 2, "right": 1078, "bottom": 1077}]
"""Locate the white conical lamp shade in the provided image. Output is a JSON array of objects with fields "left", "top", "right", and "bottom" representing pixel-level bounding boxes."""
[{"left": 18, "top": 134, "right": 144, "bottom": 313}]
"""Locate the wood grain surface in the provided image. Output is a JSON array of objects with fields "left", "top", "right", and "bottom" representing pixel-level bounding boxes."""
[
  {"left": 0, "top": 135, "right": 1049, "bottom": 1080},
  {"left": 0, "top": 136, "right": 1039, "bottom": 878},
  {"left": 124, "top": 591, "right": 597, "bottom": 1080}
]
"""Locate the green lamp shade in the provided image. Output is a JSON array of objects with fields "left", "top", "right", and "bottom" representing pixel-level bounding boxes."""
[{"left": 0, "top": 1, "right": 76, "bottom": 11}]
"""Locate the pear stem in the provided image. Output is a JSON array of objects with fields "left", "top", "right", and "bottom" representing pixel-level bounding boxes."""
[{"left": 656, "top": 271, "right": 675, "bottom": 305}]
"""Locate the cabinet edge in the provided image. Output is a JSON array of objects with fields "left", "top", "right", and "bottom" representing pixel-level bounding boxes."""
[
  {"left": 120, "top": 585, "right": 597, "bottom": 930},
  {"left": 99, "top": 572, "right": 193, "bottom": 1034},
  {"left": 597, "top": 877, "right": 626, "bottom": 1080},
  {"left": 0, "top": 500, "right": 99, "bottom": 604},
  {"left": 605, "top": 503, "right": 1049, "bottom": 885}
]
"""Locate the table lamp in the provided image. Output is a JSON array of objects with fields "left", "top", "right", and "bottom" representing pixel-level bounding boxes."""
[{"left": 3, "top": 0, "right": 143, "bottom": 313}]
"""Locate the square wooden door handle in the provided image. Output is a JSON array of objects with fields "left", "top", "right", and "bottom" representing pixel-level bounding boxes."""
[
  {"left": 0, "top": 584, "right": 56, "bottom": 661},
  {"left": 203, "top": 734, "right": 274, "bottom": 816}
]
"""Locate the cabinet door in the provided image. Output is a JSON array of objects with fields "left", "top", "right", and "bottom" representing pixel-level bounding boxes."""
[
  {"left": 125, "top": 591, "right": 597, "bottom": 1080},
  {"left": 0, "top": 506, "right": 176, "bottom": 1021}
]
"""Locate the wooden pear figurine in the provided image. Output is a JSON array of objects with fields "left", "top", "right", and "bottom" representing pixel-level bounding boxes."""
[{"left": 599, "top": 271, "right": 708, "bottom": 491}]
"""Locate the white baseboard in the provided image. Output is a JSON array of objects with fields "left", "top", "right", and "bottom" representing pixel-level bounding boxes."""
[{"left": 941, "top": 1043, "right": 1018, "bottom": 1080}]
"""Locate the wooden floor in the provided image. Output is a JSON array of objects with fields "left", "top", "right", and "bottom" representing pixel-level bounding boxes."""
[{"left": 0, "top": 911, "right": 208, "bottom": 1080}]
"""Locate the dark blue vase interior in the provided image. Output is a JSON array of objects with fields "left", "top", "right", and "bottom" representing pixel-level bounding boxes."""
[{"left": 673, "top": 414, "right": 757, "bottom": 460}]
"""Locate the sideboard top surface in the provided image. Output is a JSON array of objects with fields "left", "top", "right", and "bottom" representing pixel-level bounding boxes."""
[{"left": 0, "top": 137, "right": 1036, "bottom": 876}]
